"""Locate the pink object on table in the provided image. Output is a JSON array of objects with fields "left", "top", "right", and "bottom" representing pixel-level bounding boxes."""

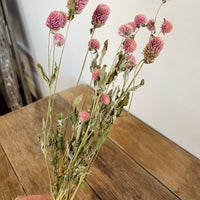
[{"left": 15, "top": 195, "right": 51, "bottom": 200}]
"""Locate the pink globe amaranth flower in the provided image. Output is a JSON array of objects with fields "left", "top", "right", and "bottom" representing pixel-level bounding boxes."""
[
  {"left": 118, "top": 24, "right": 133, "bottom": 38},
  {"left": 126, "top": 55, "right": 136, "bottom": 69},
  {"left": 15, "top": 195, "right": 51, "bottom": 200},
  {"left": 123, "top": 39, "right": 137, "bottom": 54},
  {"left": 143, "top": 37, "right": 164, "bottom": 64},
  {"left": 92, "top": 69, "right": 101, "bottom": 81},
  {"left": 134, "top": 14, "right": 147, "bottom": 27},
  {"left": 149, "top": 37, "right": 164, "bottom": 51},
  {"left": 54, "top": 33, "right": 65, "bottom": 47},
  {"left": 67, "top": 0, "right": 89, "bottom": 14},
  {"left": 92, "top": 4, "right": 110, "bottom": 26},
  {"left": 80, "top": 111, "right": 90, "bottom": 122},
  {"left": 161, "top": 20, "right": 173, "bottom": 34},
  {"left": 101, "top": 94, "right": 110, "bottom": 105},
  {"left": 75, "top": 0, "right": 89, "bottom": 13},
  {"left": 60, "top": 11, "right": 68, "bottom": 27},
  {"left": 128, "top": 22, "right": 137, "bottom": 32},
  {"left": 46, "top": 11, "right": 63, "bottom": 31},
  {"left": 88, "top": 39, "right": 100, "bottom": 50},
  {"left": 147, "top": 19, "right": 155, "bottom": 31}
]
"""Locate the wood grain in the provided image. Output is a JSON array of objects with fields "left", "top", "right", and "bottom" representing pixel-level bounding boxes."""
[
  {"left": 87, "top": 139, "right": 179, "bottom": 200},
  {"left": 0, "top": 96, "right": 100, "bottom": 200},
  {"left": 58, "top": 85, "right": 200, "bottom": 200},
  {"left": 0, "top": 144, "right": 25, "bottom": 200}
]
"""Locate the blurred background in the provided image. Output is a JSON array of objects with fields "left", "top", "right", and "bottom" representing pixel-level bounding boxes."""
[{"left": 0, "top": 0, "right": 199, "bottom": 159}]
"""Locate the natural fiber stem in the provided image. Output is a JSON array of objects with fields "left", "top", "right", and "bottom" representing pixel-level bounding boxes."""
[
  {"left": 149, "top": 2, "right": 164, "bottom": 41},
  {"left": 127, "top": 59, "right": 144, "bottom": 114},
  {"left": 69, "top": 177, "right": 84, "bottom": 200},
  {"left": 63, "top": 28, "right": 96, "bottom": 138}
]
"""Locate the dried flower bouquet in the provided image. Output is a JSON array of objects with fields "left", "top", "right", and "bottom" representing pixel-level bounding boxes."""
[{"left": 16, "top": 0, "right": 172, "bottom": 200}]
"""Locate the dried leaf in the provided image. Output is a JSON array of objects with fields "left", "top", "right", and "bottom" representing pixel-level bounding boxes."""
[
  {"left": 73, "top": 94, "right": 83, "bottom": 107},
  {"left": 99, "top": 40, "right": 108, "bottom": 66},
  {"left": 37, "top": 64, "right": 49, "bottom": 83}
]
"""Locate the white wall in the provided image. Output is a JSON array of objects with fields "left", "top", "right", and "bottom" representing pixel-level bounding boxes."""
[{"left": 17, "top": 0, "right": 200, "bottom": 159}]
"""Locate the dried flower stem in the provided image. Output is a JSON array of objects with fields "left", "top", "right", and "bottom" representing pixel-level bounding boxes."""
[
  {"left": 48, "top": 30, "right": 51, "bottom": 77},
  {"left": 104, "top": 38, "right": 124, "bottom": 93},
  {"left": 44, "top": 86, "right": 53, "bottom": 197},
  {"left": 49, "top": 19, "right": 72, "bottom": 139},
  {"left": 52, "top": 19, "right": 72, "bottom": 100},
  {"left": 149, "top": 2, "right": 164, "bottom": 41},
  {"left": 128, "top": 59, "right": 144, "bottom": 114},
  {"left": 120, "top": 61, "right": 145, "bottom": 102},
  {"left": 69, "top": 176, "right": 84, "bottom": 200},
  {"left": 107, "top": 38, "right": 124, "bottom": 80},
  {"left": 63, "top": 28, "right": 96, "bottom": 138},
  {"left": 46, "top": 20, "right": 72, "bottom": 200}
]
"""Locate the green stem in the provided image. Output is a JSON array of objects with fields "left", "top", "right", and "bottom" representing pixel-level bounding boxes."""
[
  {"left": 48, "top": 30, "right": 51, "bottom": 77},
  {"left": 127, "top": 59, "right": 143, "bottom": 114},
  {"left": 44, "top": 86, "right": 53, "bottom": 197},
  {"left": 70, "top": 91, "right": 101, "bottom": 167},
  {"left": 49, "top": 19, "right": 72, "bottom": 136},
  {"left": 63, "top": 28, "right": 96, "bottom": 137},
  {"left": 149, "top": 2, "right": 164, "bottom": 41},
  {"left": 69, "top": 177, "right": 84, "bottom": 200},
  {"left": 118, "top": 61, "right": 145, "bottom": 104},
  {"left": 107, "top": 38, "right": 124, "bottom": 79},
  {"left": 52, "top": 19, "right": 72, "bottom": 101}
]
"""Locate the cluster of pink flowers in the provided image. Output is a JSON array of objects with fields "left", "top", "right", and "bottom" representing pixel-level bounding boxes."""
[
  {"left": 46, "top": 11, "right": 67, "bottom": 31},
  {"left": 92, "top": 4, "right": 110, "bottom": 26},
  {"left": 88, "top": 39, "right": 100, "bottom": 50}
]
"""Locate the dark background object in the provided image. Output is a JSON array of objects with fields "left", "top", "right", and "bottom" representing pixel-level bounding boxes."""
[{"left": 0, "top": 0, "right": 41, "bottom": 115}]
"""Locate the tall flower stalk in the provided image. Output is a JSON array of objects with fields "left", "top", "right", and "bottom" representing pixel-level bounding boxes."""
[{"left": 35, "top": 1, "right": 173, "bottom": 200}]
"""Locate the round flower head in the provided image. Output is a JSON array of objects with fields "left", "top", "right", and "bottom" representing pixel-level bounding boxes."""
[
  {"left": 88, "top": 39, "right": 100, "bottom": 50},
  {"left": 134, "top": 14, "right": 147, "bottom": 27},
  {"left": 67, "top": 0, "right": 89, "bottom": 14},
  {"left": 54, "top": 33, "right": 65, "bottom": 47},
  {"left": 59, "top": 11, "right": 68, "bottom": 28},
  {"left": 79, "top": 111, "right": 90, "bottom": 122},
  {"left": 92, "top": 69, "right": 101, "bottom": 81},
  {"left": 128, "top": 22, "right": 137, "bottom": 32},
  {"left": 92, "top": 4, "right": 110, "bottom": 27},
  {"left": 123, "top": 39, "right": 137, "bottom": 54},
  {"left": 161, "top": 20, "right": 173, "bottom": 34},
  {"left": 126, "top": 55, "right": 136, "bottom": 69},
  {"left": 147, "top": 19, "right": 155, "bottom": 31},
  {"left": 46, "top": 11, "right": 63, "bottom": 31},
  {"left": 143, "top": 37, "right": 164, "bottom": 64},
  {"left": 101, "top": 94, "right": 110, "bottom": 105},
  {"left": 118, "top": 24, "right": 133, "bottom": 38}
]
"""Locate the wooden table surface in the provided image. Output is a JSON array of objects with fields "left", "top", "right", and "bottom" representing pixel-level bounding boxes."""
[{"left": 0, "top": 85, "right": 199, "bottom": 200}]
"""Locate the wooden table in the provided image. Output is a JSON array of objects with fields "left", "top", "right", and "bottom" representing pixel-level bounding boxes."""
[{"left": 0, "top": 85, "right": 200, "bottom": 200}]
